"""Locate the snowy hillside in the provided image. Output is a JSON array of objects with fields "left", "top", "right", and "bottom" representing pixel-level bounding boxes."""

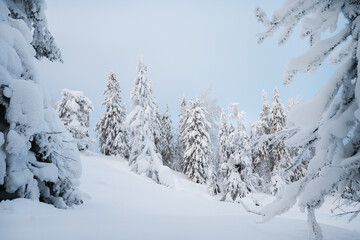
[{"left": 0, "top": 153, "right": 359, "bottom": 240}]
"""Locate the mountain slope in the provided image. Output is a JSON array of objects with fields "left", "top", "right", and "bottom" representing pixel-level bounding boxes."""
[{"left": 0, "top": 153, "right": 359, "bottom": 240}]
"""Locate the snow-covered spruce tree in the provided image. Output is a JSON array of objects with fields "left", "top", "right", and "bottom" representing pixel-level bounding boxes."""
[
  {"left": 222, "top": 107, "right": 259, "bottom": 201},
  {"left": 173, "top": 96, "right": 188, "bottom": 171},
  {"left": 256, "top": 1, "right": 360, "bottom": 239},
  {"left": 182, "top": 98, "right": 211, "bottom": 184},
  {"left": 199, "top": 88, "right": 221, "bottom": 155},
  {"left": 268, "top": 87, "right": 292, "bottom": 195},
  {"left": 226, "top": 103, "right": 242, "bottom": 156},
  {"left": 253, "top": 90, "right": 271, "bottom": 184},
  {"left": 199, "top": 89, "right": 221, "bottom": 192},
  {"left": 95, "top": 72, "right": 128, "bottom": 158},
  {"left": 286, "top": 97, "right": 307, "bottom": 182},
  {"left": 131, "top": 57, "right": 163, "bottom": 154},
  {"left": 218, "top": 108, "right": 230, "bottom": 189},
  {"left": 220, "top": 161, "right": 243, "bottom": 202},
  {"left": 0, "top": 0, "right": 82, "bottom": 208},
  {"left": 126, "top": 57, "right": 173, "bottom": 186},
  {"left": 208, "top": 164, "right": 221, "bottom": 196},
  {"left": 159, "top": 105, "right": 175, "bottom": 168},
  {"left": 179, "top": 97, "right": 188, "bottom": 133},
  {"left": 57, "top": 89, "right": 94, "bottom": 152}
]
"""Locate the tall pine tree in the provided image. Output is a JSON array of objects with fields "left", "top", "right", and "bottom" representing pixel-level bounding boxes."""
[
  {"left": 95, "top": 72, "right": 128, "bottom": 158},
  {"left": 268, "top": 87, "right": 291, "bottom": 195},
  {"left": 159, "top": 105, "right": 175, "bottom": 168},
  {"left": 218, "top": 108, "right": 230, "bottom": 187},
  {"left": 222, "top": 109, "right": 259, "bottom": 201},
  {"left": 182, "top": 98, "right": 211, "bottom": 184},
  {"left": 253, "top": 90, "right": 271, "bottom": 184},
  {"left": 173, "top": 97, "right": 188, "bottom": 171},
  {"left": 126, "top": 57, "right": 173, "bottom": 186}
]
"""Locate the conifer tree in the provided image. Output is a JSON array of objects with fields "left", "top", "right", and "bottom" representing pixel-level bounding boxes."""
[
  {"left": 218, "top": 109, "right": 230, "bottom": 181},
  {"left": 159, "top": 105, "right": 175, "bottom": 168},
  {"left": 126, "top": 57, "right": 173, "bottom": 186},
  {"left": 227, "top": 104, "right": 242, "bottom": 156},
  {"left": 131, "top": 58, "right": 163, "bottom": 154},
  {"left": 253, "top": 90, "right": 271, "bottom": 183},
  {"left": 285, "top": 97, "right": 307, "bottom": 182},
  {"left": 222, "top": 107, "right": 259, "bottom": 200},
  {"left": 269, "top": 88, "right": 286, "bottom": 134},
  {"left": 182, "top": 98, "right": 211, "bottom": 184},
  {"left": 173, "top": 97, "right": 188, "bottom": 171},
  {"left": 208, "top": 165, "right": 221, "bottom": 196},
  {"left": 95, "top": 72, "right": 128, "bottom": 158},
  {"left": 268, "top": 87, "right": 291, "bottom": 195},
  {"left": 199, "top": 89, "right": 221, "bottom": 154},
  {"left": 57, "top": 89, "right": 94, "bottom": 152},
  {"left": 0, "top": 0, "right": 82, "bottom": 207},
  {"left": 179, "top": 97, "right": 188, "bottom": 133}
]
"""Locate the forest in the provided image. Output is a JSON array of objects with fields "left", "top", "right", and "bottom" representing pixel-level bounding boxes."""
[{"left": 0, "top": 1, "right": 359, "bottom": 240}]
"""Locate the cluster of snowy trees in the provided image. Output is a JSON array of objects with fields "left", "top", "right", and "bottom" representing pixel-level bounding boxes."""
[
  {"left": 91, "top": 63, "right": 304, "bottom": 200},
  {"left": 52, "top": 54, "right": 306, "bottom": 201},
  {"left": 177, "top": 87, "right": 305, "bottom": 202},
  {"left": 1, "top": 1, "right": 359, "bottom": 238}
]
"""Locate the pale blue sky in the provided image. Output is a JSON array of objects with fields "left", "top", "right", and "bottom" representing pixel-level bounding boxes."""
[{"left": 36, "top": 0, "right": 341, "bottom": 133}]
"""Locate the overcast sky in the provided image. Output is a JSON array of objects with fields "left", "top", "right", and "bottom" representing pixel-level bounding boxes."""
[{"left": 36, "top": 0, "right": 340, "bottom": 135}]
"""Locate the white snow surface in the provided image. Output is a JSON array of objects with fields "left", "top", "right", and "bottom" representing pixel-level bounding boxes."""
[{"left": 0, "top": 153, "right": 359, "bottom": 240}]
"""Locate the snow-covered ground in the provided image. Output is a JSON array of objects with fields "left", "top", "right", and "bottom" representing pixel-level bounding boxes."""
[{"left": 0, "top": 153, "right": 359, "bottom": 240}]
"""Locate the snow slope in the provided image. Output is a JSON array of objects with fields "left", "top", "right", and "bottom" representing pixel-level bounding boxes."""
[{"left": 0, "top": 153, "right": 359, "bottom": 240}]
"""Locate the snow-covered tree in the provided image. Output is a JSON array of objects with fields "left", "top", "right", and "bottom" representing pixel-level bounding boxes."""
[
  {"left": 173, "top": 97, "right": 188, "bottom": 171},
  {"left": 208, "top": 165, "right": 221, "bottom": 196},
  {"left": 218, "top": 109, "right": 230, "bottom": 171},
  {"left": 179, "top": 97, "right": 188, "bottom": 134},
  {"left": 199, "top": 89, "right": 222, "bottom": 189},
  {"left": 286, "top": 97, "right": 307, "bottom": 182},
  {"left": 126, "top": 57, "right": 173, "bottom": 186},
  {"left": 159, "top": 105, "right": 175, "bottom": 168},
  {"left": 253, "top": 90, "right": 271, "bottom": 183},
  {"left": 131, "top": 57, "right": 163, "bottom": 154},
  {"left": 220, "top": 162, "right": 243, "bottom": 202},
  {"left": 221, "top": 136, "right": 258, "bottom": 201},
  {"left": 268, "top": 87, "right": 291, "bottom": 195},
  {"left": 222, "top": 107, "right": 259, "bottom": 200},
  {"left": 256, "top": 1, "right": 360, "bottom": 238},
  {"left": 182, "top": 98, "right": 211, "bottom": 184},
  {"left": 199, "top": 88, "right": 221, "bottom": 154},
  {"left": 216, "top": 108, "right": 230, "bottom": 194},
  {"left": 57, "top": 89, "right": 94, "bottom": 152},
  {"left": 0, "top": 0, "right": 82, "bottom": 208},
  {"left": 227, "top": 103, "right": 242, "bottom": 156},
  {"left": 95, "top": 72, "right": 128, "bottom": 158},
  {"left": 256, "top": 90, "right": 271, "bottom": 136}
]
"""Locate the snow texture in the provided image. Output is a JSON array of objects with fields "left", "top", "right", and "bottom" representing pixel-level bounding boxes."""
[{"left": 0, "top": 153, "right": 358, "bottom": 240}]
